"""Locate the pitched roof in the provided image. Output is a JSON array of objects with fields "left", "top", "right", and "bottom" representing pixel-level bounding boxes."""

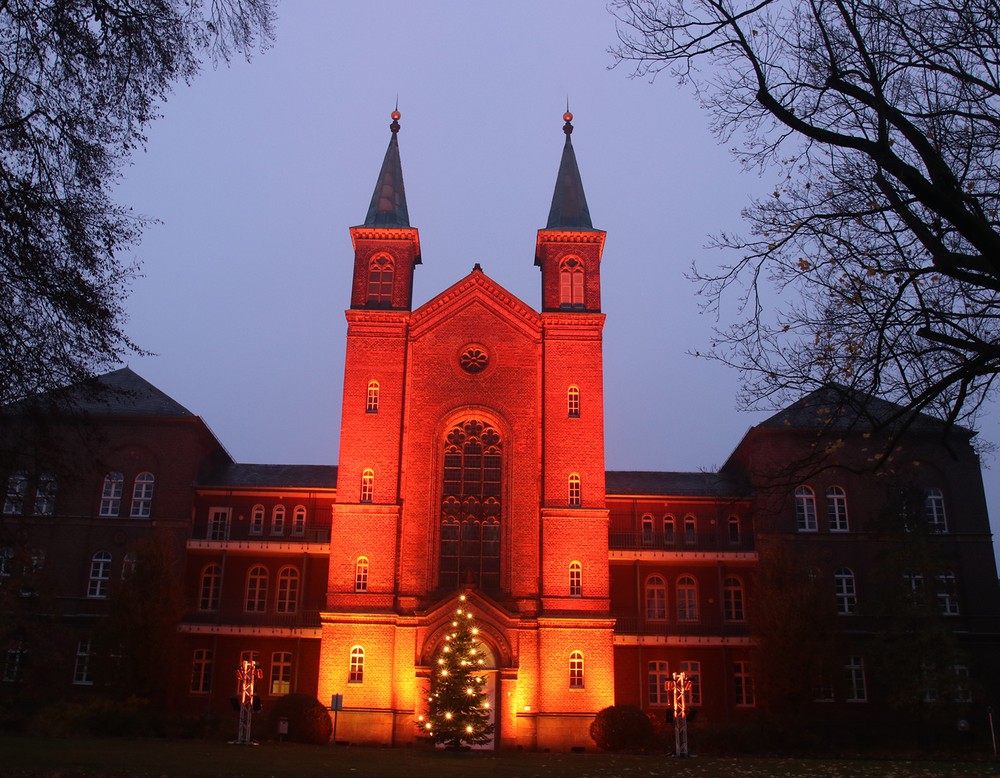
[
  {"left": 757, "top": 382, "right": 971, "bottom": 437},
  {"left": 545, "top": 113, "right": 596, "bottom": 231},
  {"left": 362, "top": 112, "right": 410, "bottom": 228},
  {"left": 606, "top": 470, "right": 747, "bottom": 498},
  {"left": 199, "top": 463, "right": 338, "bottom": 489}
]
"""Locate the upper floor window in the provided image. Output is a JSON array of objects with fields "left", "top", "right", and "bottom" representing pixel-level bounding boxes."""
[
  {"left": 728, "top": 515, "right": 741, "bottom": 545},
  {"left": 271, "top": 505, "right": 285, "bottom": 535},
  {"left": 724, "top": 577, "right": 745, "bottom": 622},
  {"left": 925, "top": 488, "right": 948, "bottom": 532},
  {"left": 276, "top": 567, "right": 299, "bottom": 614},
  {"left": 270, "top": 651, "right": 292, "bottom": 695},
  {"left": 366, "top": 380, "right": 380, "bottom": 413},
  {"left": 130, "top": 472, "right": 155, "bottom": 518},
  {"left": 569, "top": 651, "right": 584, "bottom": 688},
  {"left": 250, "top": 504, "right": 265, "bottom": 535},
  {"left": 559, "top": 257, "right": 584, "bottom": 307},
  {"left": 663, "top": 515, "right": 675, "bottom": 544},
  {"left": 680, "top": 660, "right": 702, "bottom": 706},
  {"left": 291, "top": 505, "right": 306, "bottom": 536},
  {"left": 826, "top": 486, "right": 849, "bottom": 531},
  {"left": 648, "top": 660, "right": 670, "bottom": 705},
  {"left": 349, "top": 646, "right": 364, "bottom": 683},
  {"left": 245, "top": 565, "right": 268, "bottom": 612},
  {"left": 569, "top": 561, "right": 582, "bottom": 597},
  {"left": 641, "top": 514, "right": 654, "bottom": 545},
  {"left": 683, "top": 516, "right": 697, "bottom": 545},
  {"left": 34, "top": 473, "right": 57, "bottom": 515},
  {"left": 87, "top": 551, "right": 112, "bottom": 598},
  {"left": 367, "top": 255, "right": 394, "bottom": 305},
  {"left": 834, "top": 567, "right": 857, "bottom": 615},
  {"left": 3, "top": 471, "right": 27, "bottom": 515},
  {"left": 355, "top": 556, "right": 369, "bottom": 592},
  {"left": 99, "top": 472, "right": 124, "bottom": 517},
  {"left": 936, "top": 572, "right": 959, "bottom": 615},
  {"left": 208, "top": 508, "right": 230, "bottom": 541},
  {"left": 567, "top": 385, "right": 580, "bottom": 418},
  {"left": 361, "top": 469, "right": 374, "bottom": 503},
  {"left": 645, "top": 575, "right": 667, "bottom": 620},
  {"left": 199, "top": 564, "right": 222, "bottom": 611},
  {"left": 795, "top": 486, "right": 817, "bottom": 531},
  {"left": 677, "top": 575, "right": 699, "bottom": 621},
  {"left": 568, "top": 473, "right": 581, "bottom": 507}
]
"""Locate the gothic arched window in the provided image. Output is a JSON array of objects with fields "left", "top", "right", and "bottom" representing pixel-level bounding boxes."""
[
  {"left": 367, "top": 255, "right": 394, "bottom": 305},
  {"left": 439, "top": 419, "right": 502, "bottom": 592},
  {"left": 559, "top": 257, "right": 584, "bottom": 307}
]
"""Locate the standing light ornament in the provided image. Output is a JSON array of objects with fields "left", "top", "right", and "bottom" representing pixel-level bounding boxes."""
[
  {"left": 416, "top": 595, "right": 494, "bottom": 748},
  {"left": 666, "top": 671, "right": 693, "bottom": 757},
  {"left": 232, "top": 659, "right": 262, "bottom": 745}
]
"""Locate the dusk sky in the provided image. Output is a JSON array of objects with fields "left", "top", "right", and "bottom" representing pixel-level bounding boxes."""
[{"left": 114, "top": 1, "right": 1000, "bottom": 563}]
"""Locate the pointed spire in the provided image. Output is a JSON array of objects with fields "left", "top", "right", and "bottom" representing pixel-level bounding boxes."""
[
  {"left": 363, "top": 108, "right": 410, "bottom": 228},
  {"left": 545, "top": 109, "right": 594, "bottom": 231}
]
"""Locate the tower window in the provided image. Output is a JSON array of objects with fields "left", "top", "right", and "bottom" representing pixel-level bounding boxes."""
[
  {"left": 568, "top": 474, "right": 581, "bottom": 507},
  {"left": 569, "top": 561, "right": 582, "bottom": 597},
  {"left": 355, "top": 556, "right": 369, "bottom": 592},
  {"left": 559, "top": 257, "right": 584, "bottom": 307},
  {"left": 366, "top": 380, "right": 380, "bottom": 413},
  {"left": 361, "top": 469, "right": 374, "bottom": 503},
  {"left": 569, "top": 651, "right": 584, "bottom": 688},
  {"left": 567, "top": 385, "right": 580, "bottom": 418},
  {"left": 349, "top": 646, "right": 364, "bottom": 683},
  {"left": 366, "top": 255, "right": 394, "bottom": 305}
]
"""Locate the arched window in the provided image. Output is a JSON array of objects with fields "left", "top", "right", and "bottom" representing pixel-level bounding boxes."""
[
  {"left": 355, "top": 556, "right": 369, "bottom": 592},
  {"left": 34, "top": 473, "right": 57, "bottom": 515},
  {"left": 645, "top": 575, "right": 667, "bottom": 620},
  {"left": 250, "top": 504, "right": 265, "bottom": 535},
  {"left": 245, "top": 565, "right": 268, "bottom": 612},
  {"left": 826, "top": 486, "right": 849, "bottom": 531},
  {"left": 349, "top": 646, "right": 364, "bottom": 683},
  {"left": 99, "top": 472, "right": 123, "bottom": 517},
  {"left": 834, "top": 567, "right": 857, "bottom": 615},
  {"left": 568, "top": 473, "right": 581, "bottom": 507},
  {"left": 291, "top": 505, "right": 306, "bottom": 536},
  {"left": 684, "top": 515, "right": 697, "bottom": 544},
  {"left": 641, "top": 514, "right": 654, "bottom": 545},
  {"left": 270, "top": 652, "right": 292, "bottom": 695},
  {"left": 87, "top": 551, "right": 112, "bottom": 598},
  {"left": 559, "top": 257, "right": 585, "bottom": 307},
  {"left": 440, "top": 420, "right": 502, "bottom": 591},
  {"left": 663, "top": 515, "right": 675, "bottom": 544},
  {"left": 276, "top": 567, "right": 299, "bottom": 613},
  {"left": 567, "top": 385, "right": 580, "bottom": 418},
  {"left": 361, "top": 469, "right": 374, "bottom": 503},
  {"left": 367, "top": 255, "right": 394, "bottom": 305},
  {"left": 366, "top": 380, "right": 380, "bottom": 413},
  {"left": 121, "top": 552, "right": 137, "bottom": 579},
  {"left": 925, "top": 488, "right": 948, "bottom": 532},
  {"left": 130, "top": 472, "right": 155, "bottom": 518},
  {"left": 677, "top": 575, "right": 698, "bottom": 621},
  {"left": 569, "top": 651, "right": 584, "bottom": 688},
  {"left": 724, "top": 577, "right": 745, "bottom": 622},
  {"left": 795, "top": 486, "right": 817, "bottom": 531},
  {"left": 3, "top": 471, "right": 27, "bottom": 515},
  {"left": 271, "top": 505, "right": 285, "bottom": 535},
  {"left": 728, "top": 515, "right": 741, "bottom": 545},
  {"left": 199, "top": 564, "right": 222, "bottom": 611},
  {"left": 569, "top": 561, "right": 582, "bottom": 597}
]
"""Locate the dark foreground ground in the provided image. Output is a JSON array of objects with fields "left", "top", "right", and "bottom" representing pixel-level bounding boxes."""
[{"left": 0, "top": 736, "right": 998, "bottom": 778}]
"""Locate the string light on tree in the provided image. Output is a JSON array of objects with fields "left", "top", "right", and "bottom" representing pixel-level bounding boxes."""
[{"left": 416, "top": 596, "right": 494, "bottom": 748}]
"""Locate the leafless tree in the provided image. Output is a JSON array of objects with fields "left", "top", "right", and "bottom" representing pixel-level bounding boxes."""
[
  {"left": 0, "top": 0, "right": 274, "bottom": 406},
  {"left": 611, "top": 0, "right": 1000, "bottom": 440}
]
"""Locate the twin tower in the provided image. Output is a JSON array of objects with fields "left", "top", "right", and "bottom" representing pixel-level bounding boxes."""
[{"left": 319, "top": 111, "right": 615, "bottom": 749}]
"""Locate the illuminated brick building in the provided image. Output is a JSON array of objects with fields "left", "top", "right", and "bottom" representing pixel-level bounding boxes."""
[{"left": 2, "top": 113, "right": 999, "bottom": 751}]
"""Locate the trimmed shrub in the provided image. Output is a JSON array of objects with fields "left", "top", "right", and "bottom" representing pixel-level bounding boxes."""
[
  {"left": 589, "top": 705, "right": 655, "bottom": 752},
  {"left": 264, "top": 694, "right": 332, "bottom": 745}
]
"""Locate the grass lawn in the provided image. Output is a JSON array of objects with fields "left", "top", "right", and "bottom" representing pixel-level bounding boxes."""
[{"left": 0, "top": 736, "right": 998, "bottom": 778}]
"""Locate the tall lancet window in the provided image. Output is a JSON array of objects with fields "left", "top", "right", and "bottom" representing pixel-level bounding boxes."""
[
  {"left": 367, "top": 255, "right": 394, "bottom": 306},
  {"left": 559, "top": 257, "right": 584, "bottom": 307},
  {"left": 439, "top": 419, "right": 502, "bottom": 592}
]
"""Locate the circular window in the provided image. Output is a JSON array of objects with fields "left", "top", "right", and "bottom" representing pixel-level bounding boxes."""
[{"left": 459, "top": 345, "right": 489, "bottom": 374}]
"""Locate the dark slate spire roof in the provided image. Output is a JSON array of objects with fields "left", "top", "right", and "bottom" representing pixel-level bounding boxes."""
[
  {"left": 546, "top": 111, "right": 594, "bottom": 231},
  {"left": 363, "top": 110, "right": 410, "bottom": 228}
]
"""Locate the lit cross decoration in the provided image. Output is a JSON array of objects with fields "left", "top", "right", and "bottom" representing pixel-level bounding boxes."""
[{"left": 665, "top": 670, "right": 693, "bottom": 757}]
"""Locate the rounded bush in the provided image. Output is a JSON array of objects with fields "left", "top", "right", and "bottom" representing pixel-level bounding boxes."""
[
  {"left": 589, "top": 705, "right": 655, "bottom": 752},
  {"left": 264, "top": 694, "right": 332, "bottom": 745}
]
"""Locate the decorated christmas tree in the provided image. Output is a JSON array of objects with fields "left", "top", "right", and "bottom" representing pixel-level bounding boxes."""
[{"left": 417, "top": 597, "right": 494, "bottom": 748}]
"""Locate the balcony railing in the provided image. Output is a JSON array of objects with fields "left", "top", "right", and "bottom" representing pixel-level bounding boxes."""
[
  {"left": 608, "top": 530, "right": 754, "bottom": 552},
  {"left": 195, "top": 527, "right": 331, "bottom": 544},
  {"left": 182, "top": 608, "right": 322, "bottom": 629}
]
